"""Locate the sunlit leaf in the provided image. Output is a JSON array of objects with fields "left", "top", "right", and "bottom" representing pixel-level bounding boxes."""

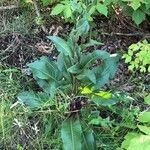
[
  {"left": 144, "top": 95, "right": 150, "bottom": 105},
  {"left": 51, "top": 4, "right": 65, "bottom": 15},
  {"left": 96, "top": 3, "right": 108, "bottom": 17},
  {"left": 95, "top": 91, "right": 112, "bottom": 99},
  {"left": 64, "top": 5, "right": 72, "bottom": 18},
  {"left": 138, "top": 125, "right": 150, "bottom": 135},
  {"left": 121, "top": 132, "right": 139, "bottom": 149},
  {"left": 80, "top": 87, "right": 93, "bottom": 94},
  {"left": 138, "top": 112, "right": 150, "bottom": 123}
]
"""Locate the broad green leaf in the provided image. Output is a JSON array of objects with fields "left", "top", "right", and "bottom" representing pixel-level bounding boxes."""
[
  {"left": 41, "top": 0, "right": 51, "bottom": 6},
  {"left": 61, "top": 117, "right": 82, "bottom": 150},
  {"left": 17, "top": 91, "right": 50, "bottom": 108},
  {"left": 95, "top": 72, "right": 110, "bottom": 88},
  {"left": 84, "top": 70, "right": 96, "bottom": 84},
  {"left": 78, "top": 52, "right": 118, "bottom": 89},
  {"left": 144, "top": 95, "right": 150, "bottom": 105},
  {"left": 57, "top": 53, "right": 65, "bottom": 71},
  {"left": 81, "top": 126, "right": 96, "bottom": 150},
  {"left": 47, "top": 36, "right": 72, "bottom": 56},
  {"left": 51, "top": 4, "right": 65, "bottom": 15},
  {"left": 130, "top": 0, "right": 141, "bottom": 10},
  {"left": 94, "top": 55, "right": 119, "bottom": 89},
  {"left": 91, "top": 95, "right": 119, "bottom": 106},
  {"left": 91, "top": 91, "right": 124, "bottom": 106},
  {"left": 132, "top": 10, "right": 146, "bottom": 25},
  {"left": 138, "top": 125, "right": 150, "bottom": 135},
  {"left": 96, "top": 3, "right": 108, "bottom": 17},
  {"left": 127, "top": 134, "right": 150, "bottom": 150},
  {"left": 35, "top": 78, "right": 57, "bottom": 96},
  {"left": 67, "top": 64, "right": 81, "bottom": 74},
  {"left": 138, "top": 112, "right": 150, "bottom": 123},
  {"left": 121, "top": 132, "right": 141, "bottom": 149},
  {"left": 28, "top": 56, "right": 58, "bottom": 81},
  {"left": 64, "top": 5, "right": 72, "bottom": 18},
  {"left": 56, "top": 53, "right": 72, "bottom": 82},
  {"left": 57, "top": 53, "right": 73, "bottom": 70},
  {"left": 77, "top": 69, "right": 96, "bottom": 84},
  {"left": 95, "top": 91, "right": 112, "bottom": 99},
  {"left": 76, "top": 17, "right": 90, "bottom": 35},
  {"left": 80, "top": 50, "right": 110, "bottom": 68},
  {"left": 89, "top": 6, "right": 96, "bottom": 15}
]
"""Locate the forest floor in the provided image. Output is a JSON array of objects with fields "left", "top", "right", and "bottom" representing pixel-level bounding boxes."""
[{"left": 0, "top": 6, "right": 150, "bottom": 150}]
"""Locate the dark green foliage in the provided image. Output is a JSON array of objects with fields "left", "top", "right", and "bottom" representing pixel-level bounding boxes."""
[
  {"left": 27, "top": 35, "right": 118, "bottom": 96},
  {"left": 1, "top": 0, "right": 150, "bottom": 149},
  {"left": 61, "top": 117, "right": 82, "bottom": 150},
  {"left": 17, "top": 23, "right": 120, "bottom": 149}
]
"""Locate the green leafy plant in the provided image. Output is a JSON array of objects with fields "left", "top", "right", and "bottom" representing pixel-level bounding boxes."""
[
  {"left": 50, "top": 0, "right": 110, "bottom": 22},
  {"left": 120, "top": 94, "right": 150, "bottom": 150},
  {"left": 17, "top": 19, "right": 123, "bottom": 149},
  {"left": 49, "top": 0, "right": 150, "bottom": 24},
  {"left": 23, "top": 0, "right": 150, "bottom": 26},
  {"left": 115, "top": 0, "right": 150, "bottom": 25},
  {"left": 122, "top": 40, "right": 150, "bottom": 73},
  {"left": 24, "top": 0, "right": 150, "bottom": 26}
]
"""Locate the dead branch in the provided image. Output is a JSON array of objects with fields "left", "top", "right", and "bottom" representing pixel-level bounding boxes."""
[
  {"left": 0, "top": 5, "right": 18, "bottom": 11},
  {"left": 32, "top": 0, "right": 48, "bottom": 34},
  {"left": 101, "top": 32, "right": 150, "bottom": 38}
]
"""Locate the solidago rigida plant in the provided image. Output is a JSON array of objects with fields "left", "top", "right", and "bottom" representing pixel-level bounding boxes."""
[{"left": 17, "top": 17, "right": 125, "bottom": 149}]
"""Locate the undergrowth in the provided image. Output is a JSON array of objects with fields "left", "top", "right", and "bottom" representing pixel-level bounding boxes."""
[
  {"left": 0, "top": 64, "right": 62, "bottom": 149},
  {"left": 0, "top": 64, "right": 133, "bottom": 150},
  {"left": 0, "top": 0, "right": 150, "bottom": 149}
]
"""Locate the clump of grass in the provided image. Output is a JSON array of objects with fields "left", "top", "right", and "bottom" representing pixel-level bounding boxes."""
[
  {"left": 0, "top": 0, "right": 36, "bottom": 36},
  {"left": 0, "top": 64, "right": 62, "bottom": 149},
  {"left": 0, "top": 64, "right": 21, "bottom": 148},
  {"left": 0, "top": 11, "right": 35, "bottom": 36}
]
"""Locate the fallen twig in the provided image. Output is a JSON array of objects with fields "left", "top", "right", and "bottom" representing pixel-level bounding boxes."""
[
  {"left": 101, "top": 32, "right": 150, "bottom": 38},
  {"left": 0, "top": 5, "right": 18, "bottom": 11},
  {"left": 32, "top": 0, "right": 48, "bottom": 34}
]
